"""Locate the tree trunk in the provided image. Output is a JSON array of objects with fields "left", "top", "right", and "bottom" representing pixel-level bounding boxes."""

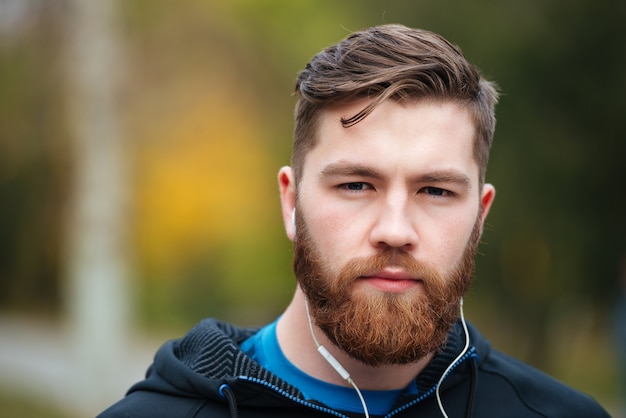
[{"left": 63, "top": 0, "right": 131, "bottom": 411}]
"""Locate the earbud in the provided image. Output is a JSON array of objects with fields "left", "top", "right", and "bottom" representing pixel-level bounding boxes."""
[{"left": 291, "top": 208, "right": 296, "bottom": 232}]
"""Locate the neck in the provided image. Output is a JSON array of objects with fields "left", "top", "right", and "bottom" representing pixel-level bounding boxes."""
[{"left": 276, "top": 286, "right": 434, "bottom": 391}]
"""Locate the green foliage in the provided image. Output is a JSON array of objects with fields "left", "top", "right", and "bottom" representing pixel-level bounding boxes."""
[{"left": 0, "top": 10, "right": 67, "bottom": 313}]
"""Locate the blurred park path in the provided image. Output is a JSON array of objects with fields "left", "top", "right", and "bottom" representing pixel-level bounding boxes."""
[{"left": 0, "top": 315, "right": 159, "bottom": 417}]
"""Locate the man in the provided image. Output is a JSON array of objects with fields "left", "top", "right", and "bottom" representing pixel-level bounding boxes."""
[{"left": 99, "top": 24, "right": 609, "bottom": 417}]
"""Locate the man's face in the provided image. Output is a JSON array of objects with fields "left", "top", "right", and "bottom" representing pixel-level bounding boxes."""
[{"left": 279, "top": 99, "right": 495, "bottom": 365}]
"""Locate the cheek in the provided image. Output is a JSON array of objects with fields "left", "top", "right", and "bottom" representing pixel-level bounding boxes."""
[
  {"left": 302, "top": 207, "right": 364, "bottom": 264},
  {"left": 307, "top": 211, "right": 348, "bottom": 248},
  {"left": 430, "top": 214, "right": 477, "bottom": 269}
]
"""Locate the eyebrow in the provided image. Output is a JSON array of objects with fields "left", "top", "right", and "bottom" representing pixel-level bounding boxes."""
[
  {"left": 416, "top": 170, "right": 472, "bottom": 189},
  {"left": 320, "top": 162, "right": 472, "bottom": 190},
  {"left": 320, "top": 162, "right": 384, "bottom": 180}
]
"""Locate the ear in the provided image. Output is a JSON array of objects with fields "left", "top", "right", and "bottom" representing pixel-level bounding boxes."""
[
  {"left": 278, "top": 166, "right": 297, "bottom": 241},
  {"left": 478, "top": 183, "right": 496, "bottom": 234}
]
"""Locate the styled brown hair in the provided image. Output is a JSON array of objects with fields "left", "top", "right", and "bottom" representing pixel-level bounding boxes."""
[{"left": 292, "top": 24, "right": 499, "bottom": 185}]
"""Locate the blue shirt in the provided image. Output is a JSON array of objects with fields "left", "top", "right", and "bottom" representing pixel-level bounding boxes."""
[{"left": 240, "top": 319, "right": 418, "bottom": 415}]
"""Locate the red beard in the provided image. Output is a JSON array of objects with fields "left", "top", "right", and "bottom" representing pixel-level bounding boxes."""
[{"left": 293, "top": 208, "right": 481, "bottom": 366}]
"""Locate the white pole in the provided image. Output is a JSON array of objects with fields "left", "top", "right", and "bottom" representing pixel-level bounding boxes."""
[{"left": 63, "top": 0, "right": 131, "bottom": 412}]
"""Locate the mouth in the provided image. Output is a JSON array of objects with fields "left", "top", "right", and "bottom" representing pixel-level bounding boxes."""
[{"left": 358, "top": 268, "right": 423, "bottom": 293}]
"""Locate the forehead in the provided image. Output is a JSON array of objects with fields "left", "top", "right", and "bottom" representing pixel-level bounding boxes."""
[{"left": 301, "top": 99, "right": 478, "bottom": 180}]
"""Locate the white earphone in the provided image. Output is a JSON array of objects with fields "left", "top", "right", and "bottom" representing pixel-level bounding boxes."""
[{"left": 304, "top": 298, "right": 369, "bottom": 418}]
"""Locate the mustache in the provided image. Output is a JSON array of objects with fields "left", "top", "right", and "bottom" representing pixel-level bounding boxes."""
[
  {"left": 330, "top": 249, "right": 444, "bottom": 295},
  {"left": 341, "top": 250, "right": 437, "bottom": 279}
]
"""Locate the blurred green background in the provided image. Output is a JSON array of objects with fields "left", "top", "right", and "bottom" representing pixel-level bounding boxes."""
[{"left": 0, "top": 0, "right": 624, "bottom": 416}]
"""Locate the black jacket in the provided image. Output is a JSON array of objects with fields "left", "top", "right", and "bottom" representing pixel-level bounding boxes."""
[{"left": 98, "top": 318, "right": 610, "bottom": 418}]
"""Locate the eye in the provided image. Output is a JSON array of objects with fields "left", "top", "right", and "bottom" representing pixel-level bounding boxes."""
[
  {"left": 421, "top": 186, "right": 452, "bottom": 197},
  {"left": 339, "top": 182, "right": 372, "bottom": 192}
]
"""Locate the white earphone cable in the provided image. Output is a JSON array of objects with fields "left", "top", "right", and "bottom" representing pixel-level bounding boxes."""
[
  {"left": 304, "top": 298, "right": 370, "bottom": 418},
  {"left": 435, "top": 297, "right": 471, "bottom": 418}
]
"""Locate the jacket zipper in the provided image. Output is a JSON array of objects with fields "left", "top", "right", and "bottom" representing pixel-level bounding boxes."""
[
  {"left": 239, "top": 346, "right": 476, "bottom": 418},
  {"left": 384, "top": 347, "right": 477, "bottom": 417},
  {"left": 238, "top": 376, "right": 350, "bottom": 417}
]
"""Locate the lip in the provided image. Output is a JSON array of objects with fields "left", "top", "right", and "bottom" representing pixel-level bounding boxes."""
[
  {"left": 359, "top": 268, "right": 422, "bottom": 293},
  {"left": 361, "top": 268, "right": 418, "bottom": 281}
]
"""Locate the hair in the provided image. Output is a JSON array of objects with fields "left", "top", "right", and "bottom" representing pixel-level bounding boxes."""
[{"left": 292, "top": 24, "right": 499, "bottom": 186}]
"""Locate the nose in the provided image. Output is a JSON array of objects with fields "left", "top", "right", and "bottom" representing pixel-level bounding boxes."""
[{"left": 369, "top": 198, "right": 418, "bottom": 251}]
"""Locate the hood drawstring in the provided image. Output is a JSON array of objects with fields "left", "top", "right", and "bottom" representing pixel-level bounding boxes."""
[
  {"left": 219, "top": 384, "right": 239, "bottom": 418},
  {"left": 464, "top": 355, "right": 478, "bottom": 418}
]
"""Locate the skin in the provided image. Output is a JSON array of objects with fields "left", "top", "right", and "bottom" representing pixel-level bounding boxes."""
[{"left": 276, "top": 99, "right": 495, "bottom": 390}]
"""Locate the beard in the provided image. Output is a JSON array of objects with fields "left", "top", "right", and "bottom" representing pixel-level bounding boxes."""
[{"left": 293, "top": 208, "right": 482, "bottom": 367}]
